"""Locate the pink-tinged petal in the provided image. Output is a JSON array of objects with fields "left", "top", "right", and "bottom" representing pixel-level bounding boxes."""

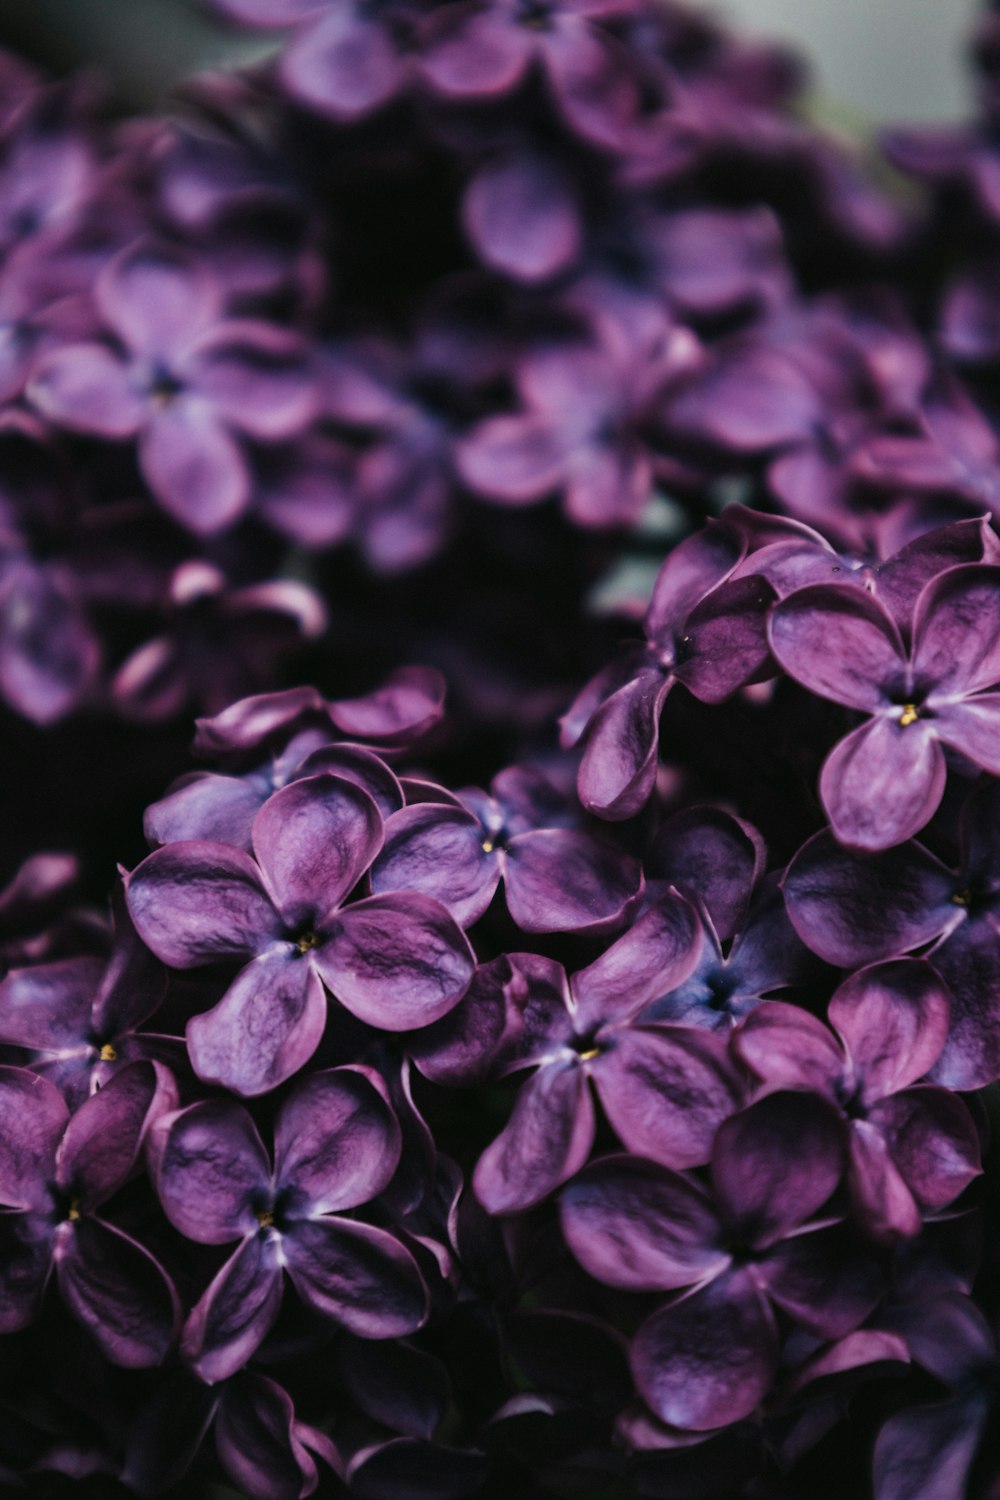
[
  {"left": 54, "top": 1216, "right": 178, "bottom": 1368},
  {"left": 767, "top": 585, "right": 904, "bottom": 711},
  {"left": 148, "top": 1100, "right": 270, "bottom": 1244},
  {"left": 869, "top": 1087, "right": 981, "bottom": 1212},
  {"left": 733, "top": 1001, "right": 844, "bottom": 1095},
  {"left": 847, "top": 1120, "right": 921, "bottom": 1243},
  {"left": 144, "top": 773, "right": 265, "bottom": 852},
  {"left": 0, "top": 1209, "right": 53, "bottom": 1332},
  {"left": 370, "top": 804, "right": 497, "bottom": 929},
  {"left": 56, "top": 1061, "right": 176, "bottom": 1210},
  {"left": 645, "top": 524, "right": 745, "bottom": 645},
  {"left": 675, "top": 575, "right": 776, "bottom": 703},
  {"left": 632, "top": 1269, "right": 778, "bottom": 1431},
  {"left": 594, "top": 1026, "right": 742, "bottom": 1169},
  {"left": 183, "top": 1231, "right": 284, "bottom": 1384},
  {"left": 111, "top": 637, "right": 187, "bottom": 723},
  {"left": 0, "top": 1066, "right": 67, "bottom": 1210},
  {"left": 455, "top": 413, "right": 569, "bottom": 504},
  {"left": 504, "top": 829, "right": 640, "bottom": 933},
  {"left": 139, "top": 404, "right": 250, "bottom": 535},
  {"left": 28, "top": 343, "right": 144, "bottom": 438},
  {"left": 0, "top": 955, "right": 100, "bottom": 1051},
  {"left": 666, "top": 347, "right": 821, "bottom": 454},
  {"left": 474, "top": 1060, "right": 594, "bottom": 1215},
  {"left": 828, "top": 959, "right": 951, "bottom": 1103},
  {"left": 576, "top": 667, "right": 671, "bottom": 820},
  {"left": 193, "top": 685, "right": 325, "bottom": 756},
  {"left": 215, "top": 1373, "right": 333, "bottom": 1500},
  {"left": 328, "top": 665, "right": 446, "bottom": 746},
  {"left": 282, "top": 1216, "right": 428, "bottom": 1337},
  {"left": 912, "top": 564, "right": 1000, "bottom": 696},
  {"left": 651, "top": 807, "right": 763, "bottom": 942},
  {"left": 782, "top": 830, "right": 957, "bottom": 967},
  {"left": 820, "top": 717, "right": 946, "bottom": 852},
  {"left": 934, "top": 694, "right": 1000, "bottom": 775},
  {"left": 252, "top": 774, "right": 383, "bottom": 932},
  {"left": 462, "top": 152, "right": 581, "bottom": 284},
  {"left": 192, "top": 327, "right": 317, "bottom": 439},
  {"left": 712, "top": 1092, "right": 844, "bottom": 1245},
  {"left": 876, "top": 517, "right": 1000, "bottom": 625},
  {"left": 420, "top": 7, "right": 531, "bottom": 96},
  {"left": 559, "top": 1154, "right": 725, "bottom": 1291},
  {"left": 298, "top": 745, "right": 403, "bottom": 820},
  {"left": 873, "top": 1399, "right": 985, "bottom": 1500},
  {"left": 274, "top": 1066, "right": 400, "bottom": 1214},
  {"left": 759, "top": 1223, "right": 885, "bottom": 1337},
  {"left": 571, "top": 889, "right": 701, "bottom": 1033},
  {"left": 0, "top": 563, "right": 100, "bottom": 725},
  {"left": 186, "top": 948, "right": 326, "bottom": 1096},
  {"left": 281, "top": 11, "right": 407, "bottom": 121},
  {"left": 126, "top": 842, "right": 280, "bottom": 968},
  {"left": 317, "top": 893, "right": 474, "bottom": 1031},
  {"left": 96, "top": 242, "right": 222, "bottom": 356}
]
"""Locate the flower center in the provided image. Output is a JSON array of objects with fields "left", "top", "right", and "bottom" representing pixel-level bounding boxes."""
[
  {"left": 99, "top": 1042, "right": 118, "bottom": 1062},
  {"left": 257, "top": 1209, "right": 275, "bottom": 1229},
  {"left": 898, "top": 703, "right": 920, "bottom": 727},
  {"left": 67, "top": 1199, "right": 81, "bottom": 1222},
  {"left": 296, "top": 930, "right": 321, "bottom": 955},
  {"left": 578, "top": 1047, "right": 600, "bottom": 1062}
]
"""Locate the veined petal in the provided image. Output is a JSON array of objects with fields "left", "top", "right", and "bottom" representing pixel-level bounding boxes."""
[
  {"left": 820, "top": 717, "right": 945, "bottom": 851},
  {"left": 768, "top": 585, "right": 904, "bottom": 711},
  {"left": 828, "top": 960, "right": 951, "bottom": 1104},
  {"left": 183, "top": 1231, "right": 284, "bottom": 1384},
  {"left": 474, "top": 1060, "right": 594, "bottom": 1215},
  {"left": 282, "top": 1217, "right": 428, "bottom": 1337},
  {"left": 186, "top": 949, "right": 326, "bottom": 1097},
  {"left": 252, "top": 774, "right": 383, "bottom": 932},
  {"left": 149, "top": 1099, "right": 270, "bottom": 1244},
  {"left": 0, "top": 1066, "right": 67, "bottom": 1210},
  {"left": 126, "top": 842, "right": 280, "bottom": 968},
  {"left": 54, "top": 1216, "right": 178, "bottom": 1368},
  {"left": 274, "top": 1066, "right": 401, "bottom": 1214}
]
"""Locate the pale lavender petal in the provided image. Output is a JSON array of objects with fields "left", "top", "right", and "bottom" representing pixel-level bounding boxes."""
[
  {"left": 768, "top": 585, "right": 904, "bottom": 710},
  {"left": 193, "top": 327, "right": 316, "bottom": 439},
  {"left": 455, "top": 413, "right": 569, "bottom": 504},
  {"left": 712, "top": 1092, "right": 844, "bottom": 1245},
  {"left": 126, "top": 842, "right": 280, "bottom": 967},
  {"left": 194, "top": 685, "right": 325, "bottom": 756},
  {"left": 144, "top": 773, "right": 265, "bottom": 852},
  {"left": 473, "top": 1060, "right": 594, "bottom": 1215},
  {"left": 328, "top": 667, "right": 445, "bottom": 745},
  {"left": 281, "top": 10, "right": 407, "bottom": 121},
  {"left": 370, "top": 804, "right": 497, "bottom": 929},
  {"left": 504, "top": 829, "right": 640, "bottom": 933},
  {"left": 96, "top": 243, "right": 221, "bottom": 356},
  {"left": 420, "top": 8, "right": 532, "bottom": 97},
  {"left": 571, "top": 890, "right": 701, "bottom": 1033},
  {"left": 316, "top": 893, "right": 474, "bottom": 1030},
  {"left": 274, "top": 1066, "right": 400, "bottom": 1213},
  {"left": 252, "top": 774, "right": 383, "bottom": 931},
  {"left": 0, "top": 1066, "right": 67, "bottom": 1210},
  {"left": 820, "top": 717, "right": 945, "bottom": 851},
  {"left": 186, "top": 948, "right": 326, "bottom": 1096},
  {"left": 559, "top": 1154, "right": 726, "bottom": 1290},
  {"left": 828, "top": 960, "right": 951, "bottom": 1103},
  {"left": 297, "top": 745, "right": 403, "bottom": 819},
  {"left": 28, "top": 343, "right": 144, "bottom": 438},
  {"left": 54, "top": 1216, "right": 178, "bottom": 1368},
  {"left": 282, "top": 1217, "right": 428, "bottom": 1336},
  {"left": 463, "top": 152, "right": 581, "bottom": 284},
  {"left": 912, "top": 564, "right": 1000, "bottom": 696},
  {"left": 139, "top": 404, "right": 250, "bottom": 535},
  {"left": 183, "top": 1231, "right": 284, "bottom": 1384},
  {"left": 149, "top": 1099, "right": 270, "bottom": 1244},
  {"left": 0, "top": 563, "right": 100, "bottom": 725}
]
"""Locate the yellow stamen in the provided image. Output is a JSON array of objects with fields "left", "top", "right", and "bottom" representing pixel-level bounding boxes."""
[
  {"left": 952, "top": 890, "right": 972, "bottom": 907},
  {"left": 296, "top": 931, "right": 320, "bottom": 955},
  {"left": 67, "top": 1200, "right": 81, "bottom": 1222},
  {"left": 99, "top": 1043, "right": 118, "bottom": 1062},
  {"left": 578, "top": 1048, "right": 600, "bottom": 1062},
  {"left": 898, "top": 704, "right": 919, "bottom": 727},
  {"left": 257, "top": 1209, "right": 274, "bottom": 1229},
  {"left": 481, "top": 839, "right": 495, "bottom": 854}
]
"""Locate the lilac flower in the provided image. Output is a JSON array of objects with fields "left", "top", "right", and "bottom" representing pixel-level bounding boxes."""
[
  {"left": 0, "top": 1061, "right": 178, "bottom": 1364},
  {"left": 370, "top": 763, "right": 641, "bottom": 932},
  {"left": 782, "top": 783, "right": 1000, "bottom": 1089},
  {"left": 734, "top": 961, "right": 981, "bottom": 1242},
  {"left": 126, "top": 773, "right": 475, "bottom": 1094},
  {"left": 768, "top": 564, "right": 1000, "bottom": 849},
  {"left": 149, "top": 1066, "right": 427, "bottom": 1381},
  {"left": 560, "top": 1091, "right": 881, "bottom": 1430},
  {"left": 28, "top": 241, "right": 317, "bottom": 534},
  {"left": 0, "top": 554, "right": 100, "bottom": 724},
  {"left": 561, "top": 522, "right": 775, "bottom": 818}
]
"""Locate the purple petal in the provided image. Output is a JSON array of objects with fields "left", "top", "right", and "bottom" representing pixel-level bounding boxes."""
[
  {"left": 847, "top": 1120, "right": 921, "bottom": 1243},
  {"left": 274, "top": 1066, "right": 400, "bottom": 1213},
  {"left": 782, "top": 830, "right": 957, "bottom": 966},
  {"left": 91, "top": 885, "right": 168, "bottom": 1040},
  {"left": 646, "top": 525, "right": 745, "bottom": 644},
  {"left": 462, "top": 152, "right": 581, "bottom": 284},
  {"left": 0, "top": 955, "right": 100, "bottom": 1052},
  {"left": 186, "top": 947, "right": 326, "bottom": 1096},
  {"left": 873, "top": 1399, "right": 985, "bottom": 1500},
  {"left": 297, "top": 745, "right": 403, "bottom": 819},
  {"left": 913, "top": 564, "right": 1000, "bottom": 697},
  {"left": 559, "top": 1154, "right": 725, "bottom": 1291},
  {"left": 328, "top": 667, "right": 445, "bottom": 746},
  {"left": 650, "top": 807, "right": 763, "bottom": 942},
  {"left": 474, "top": 1060, "right": 594, "bottom": 1215},
  {"left": 56, "top": 1061, "right": 176, "bottom": 1210},
  {"left": 594, "top": 1025, "right": 742, "bottom": 1168},
  {"left": 733, "top": 1001, "right": 844, "bottom": 1095},
  {"left": 456, "top": 413, "right": 569, "bottom": 504},
  {"left": 934, "top": 694, "right": 1000, "bottom": 775},
  {"left": 0, "top": 562, "right": 100, "bottom": 725},
  {"left": 144, "top": 773, "right": 266, "bottom": 852},
  {"left": 0, "top": 1209, "right": 53, "bottom": 1332},
  {"left": 407, "top": 956, "right": 519, "bottom": 1086},
  {"left": 712, "top": 1092, "right": 844, "bottom": 1245},
  {"left": 193, "top": 685, "right": 325, "bottom": 756},
  {"left": 768, "top": 585, "right": 904, "bottom": 711},
  {"left": 282, "top": 1216, "right": 428, "bottom": 1336},
  {"left": 193, "top": 327, "right": 316, "bottom": 440},
  {"left": 828, "top": 959, "right": 951, "bottom": 1103},
  {"left": 316, "top": 893, "right": 474, "bottom": 1030},
  {"left": 215, "top": 1373, "right": 331, "bottom": 1500},
  {"left": 877, "top": 517, "right": 1000, "bottom": 624},
  {"left": 126, "top": 842, "right": 280, "bottom": 969},
  {"left": 820, "top": 717, "right": 946, "bottom": 851},
  {"left": 504, "top": 828, "right": 640, "bottom": 934},
  {"left": 571, "top": 890, "right": 701, "bottom": 1033},
  {"left": 370, "top": 804, "right": 497, "bottom": 929},
  {"left": 97, "top": 243, "right": 221, "bottom": 357},
  {"left": 252, "top": 774, "right": 383, "bottom": 931},
  {"left": 868, "top": 1087, "right": 981, "bottom": 1212},
  {"left": 632, "top": 1269, "right": 778, "bottom": 1430},
  {"left": 54, "top": 1216, "right": 178, "bottom": 1368},
  {"left": 281, "top": 10, "right": 407, "bottom": 121},
  {"left": 576, "top": 665, "right": 670, "bottom": 820},
  {"left": 420, "top": 8, "right": 531, "bottom": 97},
  {"left": 183, "top": 1231, "right": 284, "bottom": 1383},
  {"left": 929, "top": 919, "right": 1000, "bottom": 1089},
  {"left": 149, "top": 1099, "right": 270, "bottom": 1244},
  {"left": 759, "top": 1222, "right": 885, "bottom": 1337},
  {"left": 0, "top": 1066, "right": 67, "bottom": 1210},
  {"left": 675, "top": 575, "right": 776, "bottom": 703},
  {"left": 139, "top": 404, "right": 250, "bottom": 535},
  {"left": 28, "top": 343, "right": 144, "bottom": 437}
]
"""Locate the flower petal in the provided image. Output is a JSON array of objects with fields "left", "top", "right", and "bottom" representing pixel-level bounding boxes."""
[
  {"left": 252, "top": 774, "right": 383, "bottom": 932},
  {"left": 474, "top": 1060, "right": 594, "bottom": 1215},
  {"left": 462, "top": 151, "right": 581, "bottom": 284},
  {"left": 139, "top": 405, "right": 250, "bottom": 535},
  {"left": 504, "top": 828, "right": 640, "bottom": 933},
  {"left": 828, "top": 959, "right": 951, "bottom": 1103},
  {"left": 712, "top": 1092, "right": 844, "bottom": 1245},
  {"left": 149, "top": 1099, "right": 270, "bottom": 1244},
  {"left": 912, "top": 563, "right": 1000, "bottom": 697},
  {"left": 768, "top": 585, "right": 904, "bottom": 711},
  {"left": 56, "top": 1060, "right": 177, "bottom": 1210},
  {"left": 576, "top": 666, "right": 670, "bottom": 820},
  {"left": 282, "top": 1217, "right": 428, "bottom": 1337},
  {"left": 54, "top": 1216, "right": 178, "bottom": 1368},
  {"left": 820, "top": 717, "right": 945, "bottom": 851},
  {"left": 571, "top": 889, "right": 701, "bottom": 1033},
  {"left": 0, "top": 1066, "right": 67, "bottom": 1210},
  {"left": 28, "top": 343, "right": 144, "bottom": 438},
  {"left": 873, "top": 1398, "right": 986, "bottom": 1500},
  {"left": 869, "top": 1086, "right": 981, "bottom": 1212},
  {"left": 126, "top": 842, "right": 280, "bottom": 968},
  {"left": 274, "top": 1066, "right": 401, "bottom": 1214},
  {"left": 183, "top": 1231, "right": 284, "bottom": 1384},
  {"left": 0, "top": 955, "right": 100, "bottom": 1052},
  {"left": 186, "top": 948, "right": 326, "bottom": 1096},
  {"left": 370, "top": 804, "right": 497, "bottom": 929}
]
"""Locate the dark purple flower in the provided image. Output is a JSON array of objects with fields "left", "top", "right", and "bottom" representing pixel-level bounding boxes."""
[
  {"left": 0, "top": 1061, "right": 178, "bottom": 1364},
  {"left": 28, "top": 241, "right": 317, "bottom": 533},
  {"left": 768, "top": 565, "right": 1000, "bottom": 849},
  {"left": 149, "top": 1066, "right": 427, "bottom": 1381},
  {"left": 126, "top": 773, "right": 475, "bottom": 1094}
]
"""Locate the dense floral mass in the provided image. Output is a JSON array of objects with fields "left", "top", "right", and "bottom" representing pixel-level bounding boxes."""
[{"left": 4, "top": 0, "right": 1000, "bottom": 1497}]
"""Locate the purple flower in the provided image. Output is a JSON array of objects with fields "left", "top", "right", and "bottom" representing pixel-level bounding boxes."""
[
  {"left": 370, "top": 763, "right": 641, "bottom": 932},
  {"left": 560, "top": 1091, "right": 881, "bottom": 1430},
  {"left": 126, "top": 773, "right": 475, "bottom": 1094},
  {"left": 0, "top": 1061, "right": 179, "bottom": 1364},
  {"left": 734, "top": 961, "right": 981, "bottom": 1242},
  {"left": 149, "top": 1066, "right": 427, "bottom": 1381},
  {"left": 768, "top": 564, "right": 1000, "bottom": 849},
  {"left": 28, "top": 241, "right": 317, "bottom": 534}
]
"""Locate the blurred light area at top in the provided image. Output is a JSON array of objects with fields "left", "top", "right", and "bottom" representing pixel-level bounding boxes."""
[{"left": 691, "top": 0, "right": 979, "bottom": 122}]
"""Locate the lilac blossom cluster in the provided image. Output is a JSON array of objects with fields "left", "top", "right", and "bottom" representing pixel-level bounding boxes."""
[{"left": 5, "top": 1, "right": 1000, "bottom": 1498}]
